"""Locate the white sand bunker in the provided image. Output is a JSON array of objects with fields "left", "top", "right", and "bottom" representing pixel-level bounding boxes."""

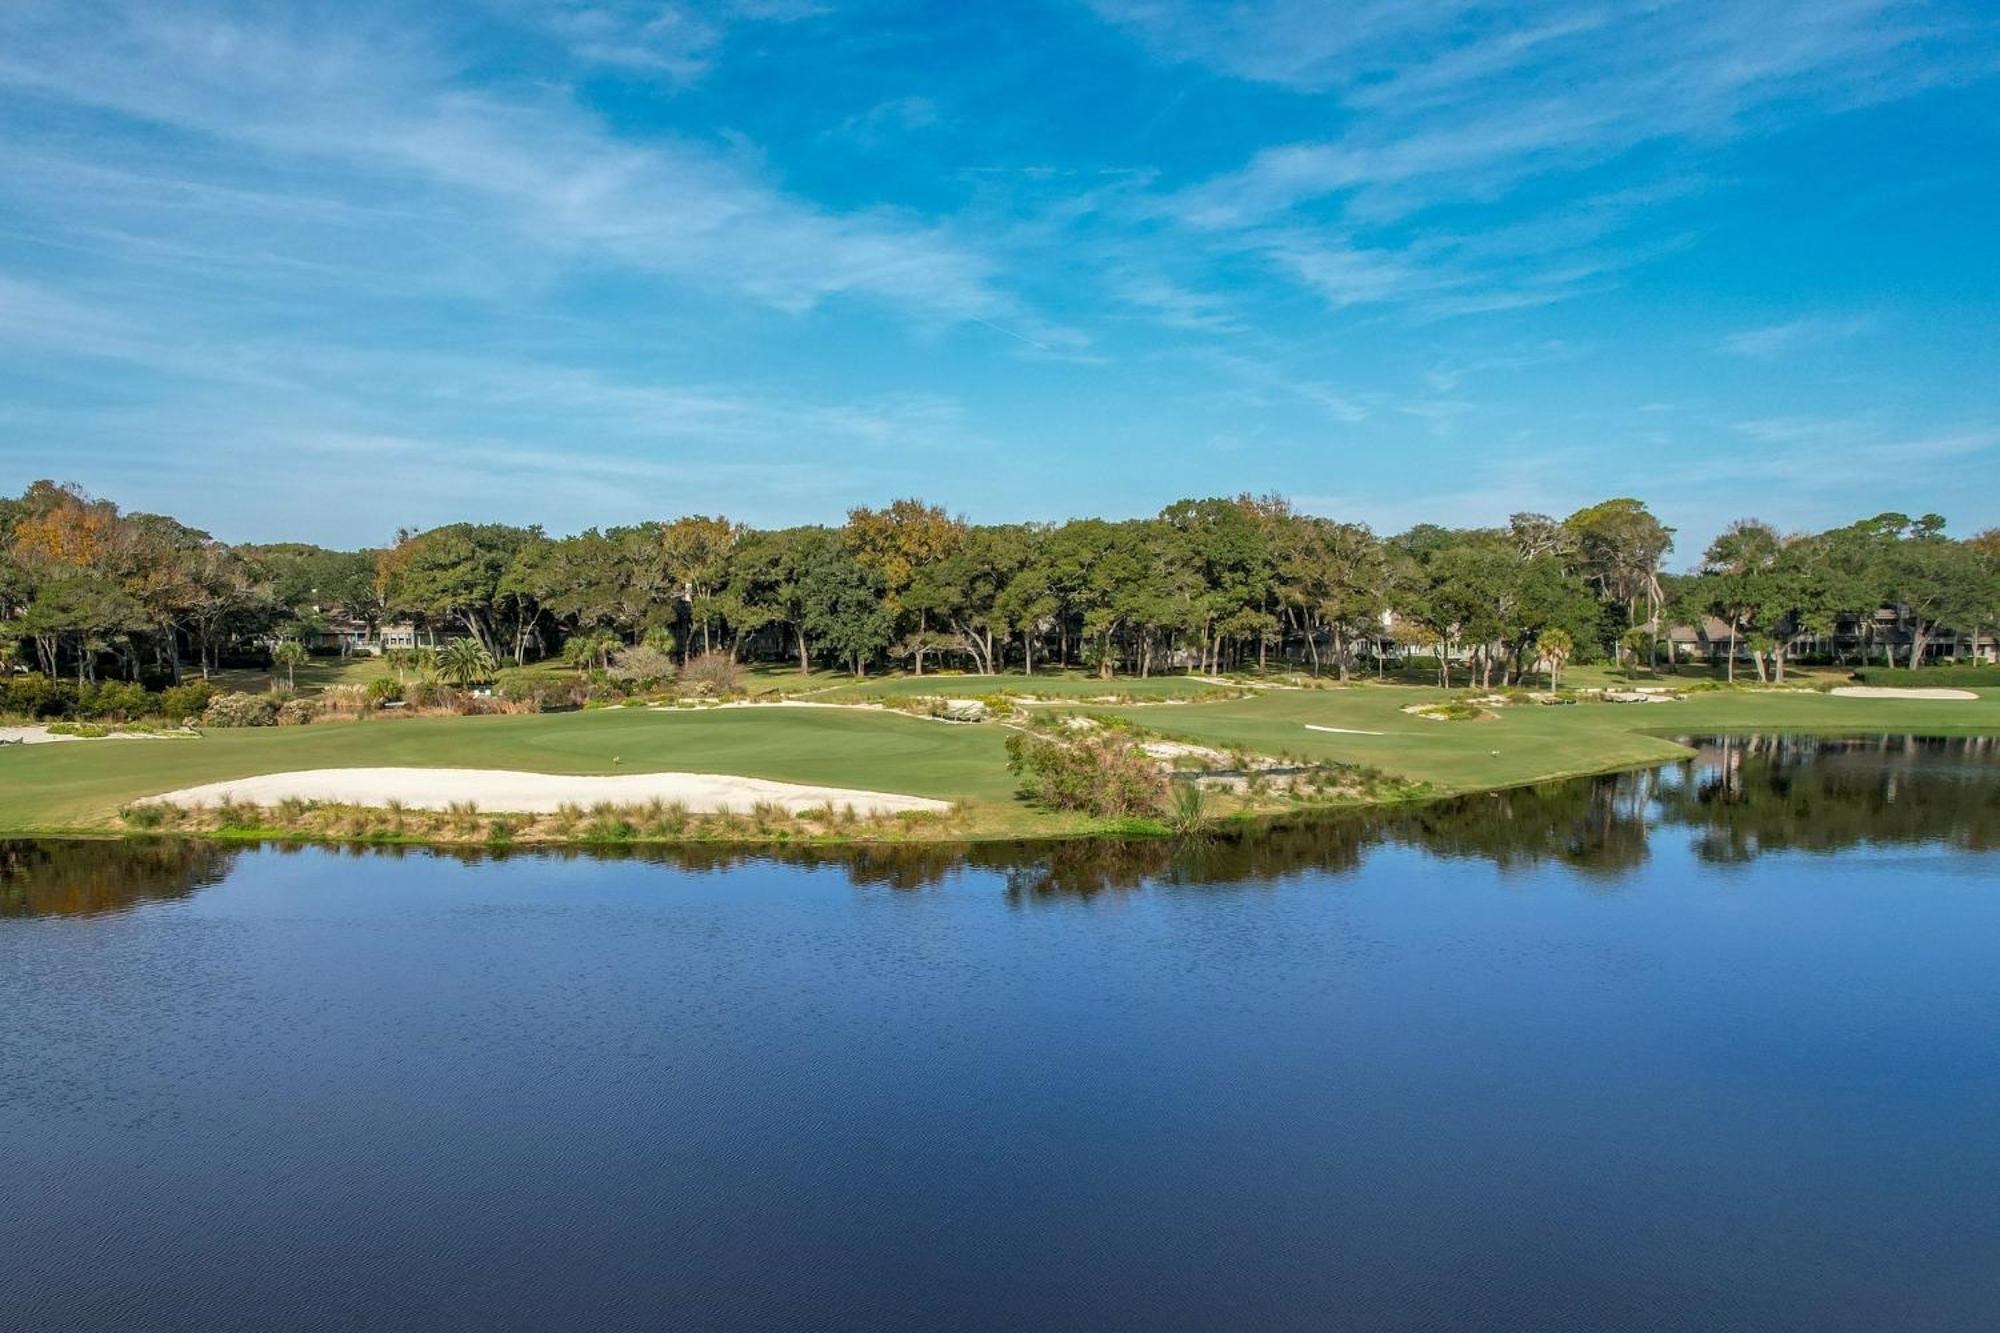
[
  {"left": 142, "top": 767, "right": 950, "bottom": 816},
  {"left": 0, "top": 725, "right": 177, "bottom": 746},
  {"left": 1830, "top": 686, "right": 1979, "bottom": 701}
]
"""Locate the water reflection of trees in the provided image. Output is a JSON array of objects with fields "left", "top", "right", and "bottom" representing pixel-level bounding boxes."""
[
  {"left": 0, "top": 838, "right": 240, "bottom": 918},
  {"left": 1658, "top": 735, "right": 1999, "bottom": 863},
  {"left": 2, "top": 737, "right": 1990, "bottom": 915}
]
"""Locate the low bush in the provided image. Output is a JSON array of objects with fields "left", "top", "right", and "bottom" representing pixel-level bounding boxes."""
[
  {"left": 497, "top": 675, "right": 583, "bottom": 713},
  {"left": 365, "top": 677, "right": 404, "bottom": 706},
  {"left": 1005, "top": 731, "right": 1167, "bottom": 818},
  {"left": 203, "top": 691, "right": 282, "bottom": 727},
  {"left": 276, "top": 698, "right": 320, "bottom": 726},
  {"left": 681, "top": 651, "right": 741, "bottom": 696},
  {"left": 78, "top": 680, "right": 150, "bottom": 720},
  {"left": 403, "top": 679, "right": 459, "bottom": 710},
  {"left": 160, "top": 680, "right": 216, "bottom": 721},
  {"left": 608, "top": 644, "right": 677, "bottom": 688},
  {"left": 1, "top": 673, "right": 77, "bottom": 719}
]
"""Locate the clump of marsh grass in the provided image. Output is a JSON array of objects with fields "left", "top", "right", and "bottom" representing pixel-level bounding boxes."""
[
  {"left": 644, "top": 799, "right": 690, "bottom": 840},
  {"left": 583, "top": 807, "right": 636, "bottom": 842},
  {"left": 119, "top": 801, "right": 171, "bottom": 830},
  {"left": 1167, "top": 781, "right": 1207, "bottom": 836},
  {"left": 213, "top": 799, "right": 260, "bottom": 832}
]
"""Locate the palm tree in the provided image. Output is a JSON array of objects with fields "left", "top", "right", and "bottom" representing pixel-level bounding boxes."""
[
  {"left": 438, "top": 637, "right": 497, "bottom": 688},
  {"left": 270, "top": 638, "right": 308, "bottom": 689},
  {"left": 562, "top": 629, "right": 620, "bottom": 674},
  {"left": 1538, "top": 627, "right": 1574, "bottom": 689}
]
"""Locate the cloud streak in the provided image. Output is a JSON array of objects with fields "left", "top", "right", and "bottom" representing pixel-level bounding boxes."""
[
  {"left": 0, "top": 1, "right": 1012, "bottom": 324},
  {"left": 1101, "top": 0, "right": 1994, "bottom": 319}
]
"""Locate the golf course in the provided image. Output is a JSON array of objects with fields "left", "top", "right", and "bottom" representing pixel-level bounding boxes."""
[{"left": 2, "top": 671, "right": 1993, "bottom": 842}]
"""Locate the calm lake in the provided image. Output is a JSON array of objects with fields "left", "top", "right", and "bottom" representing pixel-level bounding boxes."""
[{"left": 4, "top": 736, "right": 1998, "bottom": 1331}]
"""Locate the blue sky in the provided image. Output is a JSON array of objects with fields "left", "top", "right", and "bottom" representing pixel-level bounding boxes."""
[{"left": 1, "top": 0, "right": 1995, "bottom": 563}]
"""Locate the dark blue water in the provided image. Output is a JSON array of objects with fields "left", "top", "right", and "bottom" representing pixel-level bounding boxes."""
[{"left": 4, "top": 737, "right": 1999, "bottom": 1331}]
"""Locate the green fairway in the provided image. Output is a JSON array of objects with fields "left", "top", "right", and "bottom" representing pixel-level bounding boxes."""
[
  {"left": 207, "top": 656, "right": 393, "bottom": 696},
  {"left": 0, "top": 706, "right": 1019, "bottom": 831},
  {"left": 5, "top": 682, "right": 1995, "bottom": 841},
  {"left": 1093, "top": 685, "right": 2000, "bottom": 793}
]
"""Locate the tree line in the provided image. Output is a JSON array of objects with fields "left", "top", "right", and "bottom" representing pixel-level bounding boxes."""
[{"left": 3, "top": 479, "right": 1995, "bottom": 686}]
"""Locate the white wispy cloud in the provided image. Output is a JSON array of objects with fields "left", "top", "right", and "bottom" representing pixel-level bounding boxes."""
[
  {"left": 541, "top": 0, "right": 830, "bottom": 83},
  {"left": 1721, "top": 317, "right": 1871, "bottom": 359},
  {"left": 0, "top": 1, "right": 1017, "bottom": 325},
  {"left": 1100, "top": 0, "right": 1994, "bottom": 318}
]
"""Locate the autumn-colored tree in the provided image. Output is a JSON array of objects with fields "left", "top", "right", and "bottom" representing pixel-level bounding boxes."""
[
  {"left": 658, "top": 515, "right": 742, "bottom": 656},
  {"left": 843, "top": 499, "right": 965, "bottom": 673}
]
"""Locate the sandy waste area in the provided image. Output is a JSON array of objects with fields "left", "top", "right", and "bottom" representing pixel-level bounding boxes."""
[{"left": 141, "top": 767, "right": 951, "bottom": 815}]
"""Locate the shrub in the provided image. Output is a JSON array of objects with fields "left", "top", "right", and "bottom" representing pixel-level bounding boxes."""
[
  {"left": 160, "top": 680, "right": 216, "bottom": 721},
  {"left": 681, "top": 651, "right": 741, "bottom": 696},
  {"left": 203, "top": 692, "right": 282, "bottom": 727},
  {"left": 277, "top": 698, "right": 320, "bottom": 726},
  {"left": 404, "top": 679, "right": 458, "bottom": 710},
  {"left": 48, "top": 721, "right": 110, "bottom": 738},
  {"left": 1004, "top": 731, "right": 1167, "bottom": 818},
  {"left": 1, "top": 673, "right": 77, "bottom": 719},
  {"left": 78, "top": 680, "right": 150, "bottom": 721},
  {"left": 498, "top": 675, "right": 581, "bottom": 713},
  {"left": 608, "top": 644, "right": 678, "bottom": 688},
  {"left": 365, "top": 677, "right": 404, "bottom": 706}
]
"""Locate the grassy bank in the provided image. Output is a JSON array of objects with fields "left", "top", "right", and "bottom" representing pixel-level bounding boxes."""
[
  {"left": 2, "top": 675, "right": 1994, "bottom": 843},
  {"left": 1090, "top": 684, "right": 1999, "bottom": 795}
]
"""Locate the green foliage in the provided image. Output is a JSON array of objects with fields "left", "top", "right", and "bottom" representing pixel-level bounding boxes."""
[
  {"left": 269, "top": 638, "right": 309, "bottom": 685},
  {"left": 4, "top": 477, "right": 1994, "bottom": 705},
  {"left": 437, "top": 637, "right": 497, "bottom": 688},
  {"left": 1167, "top": 780, "right": 1208, "bottom": 834},
  {"left": 1004, "top": 730, "right": 1167, "bottom": 817},
  {"left": 161, "top": 680, "right": 216, "bottom": 721},
  {"left": 78, "top": 680, "right": 150, "bottom": 720},
  {"left": 1, "top": 673, "right": 74, "bottom": 718},
  {"left": 118, "top": 801, "right": 169, "bottom": 829},
  {"left": 496, "top": 673, "right": 582, "bottom": 712}
]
